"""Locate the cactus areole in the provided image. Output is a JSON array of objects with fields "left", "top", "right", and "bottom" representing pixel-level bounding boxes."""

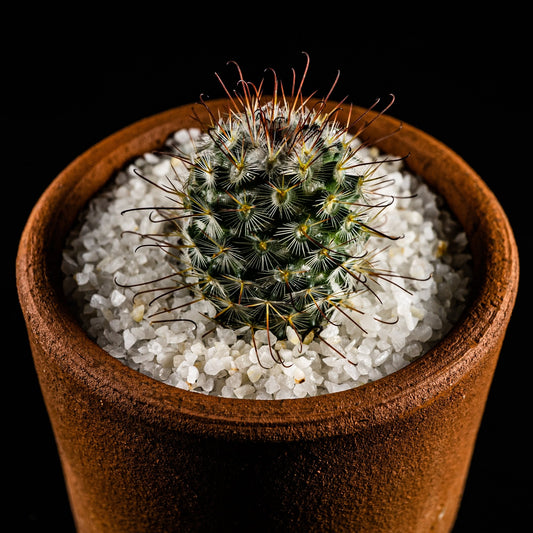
[{"left": 136, "top": 61, "right": 407, "bottom": 353}]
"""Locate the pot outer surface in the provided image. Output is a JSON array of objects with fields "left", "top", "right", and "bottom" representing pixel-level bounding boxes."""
[{"left": 17, "top": 98, "right": 519, "bottom": 533}]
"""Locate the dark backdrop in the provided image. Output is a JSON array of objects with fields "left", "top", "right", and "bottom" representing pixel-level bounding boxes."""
[{"left": 6, "top": 8, "right": 529, "bottom": 532}]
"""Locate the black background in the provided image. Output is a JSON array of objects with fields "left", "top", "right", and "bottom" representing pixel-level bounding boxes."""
[{"left": 6, "top": 7, "right": 530, "bottom": 532}]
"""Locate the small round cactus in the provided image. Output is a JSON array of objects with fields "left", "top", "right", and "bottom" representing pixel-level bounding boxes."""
[{"left": 128, "top": 56, "right": 405, "bottom": 356}]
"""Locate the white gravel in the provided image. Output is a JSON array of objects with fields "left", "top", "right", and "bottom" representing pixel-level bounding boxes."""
[{"left": 62, "top": 127, "right": 472, "bottom": 399}]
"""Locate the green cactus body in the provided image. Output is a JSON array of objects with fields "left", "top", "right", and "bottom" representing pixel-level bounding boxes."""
[
  {"left": 132, "top": 60, "right": 402, "bottom": 355},
  {"left": 169, "top": 101, "right": 400, "bottom": 346}
]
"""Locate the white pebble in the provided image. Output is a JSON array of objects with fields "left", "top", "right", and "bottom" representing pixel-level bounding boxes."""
[
  {"left": 413, "top": 324, "right": 433, "bottom": 342},
  {"left": 131, "top": 304, "right": 145, "bottom": 322},
  {"left": 225, "top": 372, "right": 242, "bottom": 389},
  {"left": 110, "top": 289, "right": 126, "bottom": 307},
  {"left": 321, "top": 324, "right": 339, "bottom": 339},
  {"left": 286, "top": 327, "right": 300, "bottom": 346},
  {"left": 374, "top": 349, "right": 391, "bottom": 367},
  {"left": 204, "top": 357, "right": 226, "bottom": 376},
  {"left": 234, "top": 384, "right": 256, "bottom": 399},
  {"left": 74, "top": 272, "right": 90, "bottom": 286},
  {"left": 264, "top": 375, "right": 281, "bottom": 394},
  {"left": 89, "top": 293, "right": 108, "bottom": 310},
  {"left": 247, "top": 365, "right": 263, "bottom": 383},
  {"left": 343, "top": 363, "right": 360, "bottom": 381},
  {"left": 123, "top": 329, "right": 136, "bottom": 350},
  {"left": 186, "top": 365, "right": 199, "bottom": 384}
]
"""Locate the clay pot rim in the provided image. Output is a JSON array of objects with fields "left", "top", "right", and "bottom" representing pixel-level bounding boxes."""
[{"left": 16, "top": 98, "right": 519, "bottom": 441}]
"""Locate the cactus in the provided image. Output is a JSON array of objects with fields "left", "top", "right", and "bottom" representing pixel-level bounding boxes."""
[{"left": 128, "top": 56, "right": 406, "bottom": 358}]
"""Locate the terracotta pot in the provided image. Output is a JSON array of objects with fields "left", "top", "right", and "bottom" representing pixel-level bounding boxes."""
[{"left": 16, "top": 98, "right": 519, "bottom": 533}]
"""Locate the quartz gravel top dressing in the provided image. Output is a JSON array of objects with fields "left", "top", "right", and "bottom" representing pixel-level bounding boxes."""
[{"left": 62, "top": 127, "right": 472, "bottom": 399}]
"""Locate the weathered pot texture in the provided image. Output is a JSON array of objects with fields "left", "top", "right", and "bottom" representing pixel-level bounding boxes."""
[{"left": 16, "top": 98, "right": 519, "bottom": 533}]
